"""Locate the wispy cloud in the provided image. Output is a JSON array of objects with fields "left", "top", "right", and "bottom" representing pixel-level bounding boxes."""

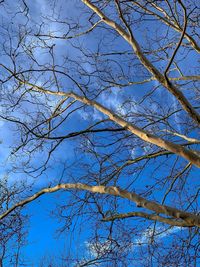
[
  {"left": 134, "top": 226, "right": 183, "bottom": 246},
  {"left": 79, "top": 87, "right": 136, "bottom": 122}
]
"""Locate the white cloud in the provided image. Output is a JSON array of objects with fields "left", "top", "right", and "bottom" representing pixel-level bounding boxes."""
[
  {"left": 82, "top": 238, "right": 133, "bottom": 261},
  {"left": 170, "top": 96, "right": 182, "bottom": 132},
  {"left": 86, "top": 240, "right": 112, "bottom": 258},
  {"left": 79, "top": 87, "right": 134, "bottom": 122},
  {"left": 134, "top": 226, "right": 182, "bottom": 246}
]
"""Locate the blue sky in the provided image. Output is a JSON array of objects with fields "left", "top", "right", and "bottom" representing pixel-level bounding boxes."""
[{"left": 0, "top": 0, "right": 200, "bottom": 266}]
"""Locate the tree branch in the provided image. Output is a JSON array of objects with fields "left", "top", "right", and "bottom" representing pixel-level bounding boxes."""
[
  {"left": 102, "top": 211, "right": 193, "bottom": 227},
  {"left": 1, "top": 65, "right": 200, "bottom": 167},
  {"left": 35, "top": 20, "right": 102, "bottom": 40},
  {"left": 1, "top": 183, "right": 200, "bottom": 227},
  {"left": 133, "top": 1, "right": 200, "bottom": 53},
  {"left": 164, "top": 0, "right": 188, "bottom": 79},
  {"left": 82, "top": 0, "right": 200, "bottom": 125}
]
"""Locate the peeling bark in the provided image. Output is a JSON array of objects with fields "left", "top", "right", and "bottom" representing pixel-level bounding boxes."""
[{"left": 1, "top": 183, "right": 200, "bottom": 227}]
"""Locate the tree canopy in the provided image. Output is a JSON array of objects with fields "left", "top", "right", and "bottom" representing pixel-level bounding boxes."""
[{"left": 0, "top": 0, "right": 200, "bottom": 266}]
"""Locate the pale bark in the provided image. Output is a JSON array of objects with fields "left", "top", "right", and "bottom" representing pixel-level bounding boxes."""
[
  {"left": 15, "top": 78, "right": 200, "bottom": 168},
  {"left": 111, "top": 76, "right": 200, "bottom": 88},
  {"left": 82, "top": 0, "right": 200, "bottom": 125},
  {"left": 164, "top": 130, "right": 200, "bottom": 143},
  {"left": 102, "top": 212, "right": 193, "bottom": 227},
  {"left": 133, "top": 1, "right": 200, "bottom": 53},
  {"left": 1, "top": 57, "right": 200, "bottom": 168},
  {"left": 54, "top": 92, "right": 200, "bottom": 167},
  {"left": 1, "top": 183, "right": 199, "bottom": 227}
]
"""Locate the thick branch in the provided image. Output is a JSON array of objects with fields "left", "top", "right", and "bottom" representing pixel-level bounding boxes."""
[
  {"left": 1, "top": 183, "right": 199, "bottom": 227},
  {"left": 102, "top": 211, "right": 193, "bottom": 227},
  {"left": 67, "top": 92, "right": 200, "bottom": 167},
  {"left": 1, "top": 66, "right": 199, "bottom": 167}
]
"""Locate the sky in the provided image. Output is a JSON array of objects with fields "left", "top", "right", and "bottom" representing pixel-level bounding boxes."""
[{"left": 0, "top": 0, "right": 199, "bottom": 266}]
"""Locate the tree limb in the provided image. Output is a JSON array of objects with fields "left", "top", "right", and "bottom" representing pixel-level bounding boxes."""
[
  {"left": 1, "top": 183, "right": 200, "bottom": 227},
  {"left": 1, "top": 65, "right": 200, "bottom": 167},
  {"left": 82, "top": 0, "right": 200, "bottom": 125},
  {"left": 102, "top": 211, "right": 193, "bottom": 227}
]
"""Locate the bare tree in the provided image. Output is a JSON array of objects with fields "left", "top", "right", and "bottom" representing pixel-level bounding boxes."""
[
  {"left": 0, "top": 0, "right": 200, "bottom": 265},
  {"left": 0, "top": 176, "right": 28, "bottom": 266}
]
